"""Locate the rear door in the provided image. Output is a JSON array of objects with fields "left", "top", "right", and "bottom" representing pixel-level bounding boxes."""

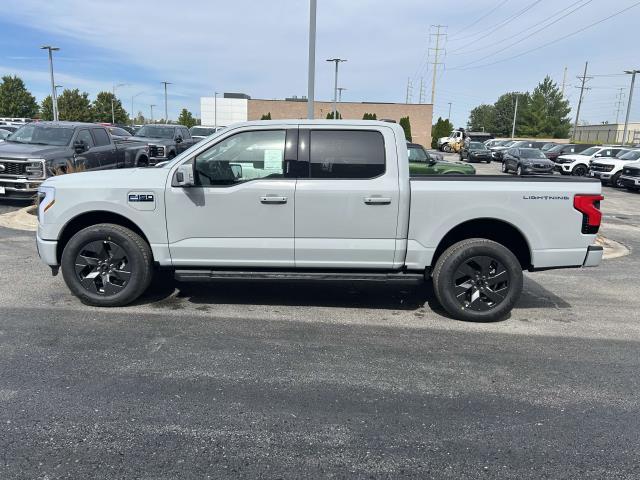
[
  {"left": 90, "top": 127, "right": 119, "bottom": 169},
  {"left": 294, "top": 127, "right": 400, "bottom": 269}
]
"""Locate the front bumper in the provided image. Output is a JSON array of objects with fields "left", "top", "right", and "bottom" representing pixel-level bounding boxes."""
[
  {"left": 590, "top": 171, "right": 612, "bottom": 181},
  {"left": 583, "top": 245, "right": 603, "bottom": 267},
  {"left": 0, "top": 178, "right": 42, "bottom": 198},
  {"left": 553, "top": 162, "right": 573, "bottom": 174},
  {"left": 620, "top": 175, "right": 640, "bottom": 188},
  {"left": 36, "top": 233, "right": 58, "bottom": 266},
  {"left": 521, "top": 164, "right": 554, "bottom": 175}
]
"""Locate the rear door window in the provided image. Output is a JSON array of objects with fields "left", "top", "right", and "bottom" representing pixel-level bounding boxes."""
[
  {"left": 91, "top": 128, "right": 111, "bottom": 147},
  {"left": 308, "top": 130, "right": 385, "bottom": 179}
]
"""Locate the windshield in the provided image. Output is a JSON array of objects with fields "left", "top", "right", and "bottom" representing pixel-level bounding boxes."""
[
  {"left": 0, "top": 129, "right": 10, "bottom": 139},
  {"left": 135, "top": 126, "right": 175, "bottom": 139},
  {"left": 500, "top": 141, "right": 516, "bottom": 148},
  {"left": 191, "top": 127, "right": 217, "bottom": 137},
  {"left": 580, "top": 147, "right": 600, "bottom": 156},
  {"left": 7, "top": 124, "right": 74, "bottom": 146},
  {"left": 548, "top": 144, "right": 567, "bottom": 153},
  {"left": 520, "top": 149, "right": 546, "bottom": 159},
  {"left": 469, "top": 142, "right": 485, "bottom": 149},
  {"left": 541, "top": 143, "right": 556, "bottom": 151},
  {"left": 109, "top": 127, "right": 131, "bottom": 137},
  {"left": 407, "top": 145, "right": 428, "bottom": 162},
  {"left": 619, "top": 150, "right": 640, "bottom": 161}
]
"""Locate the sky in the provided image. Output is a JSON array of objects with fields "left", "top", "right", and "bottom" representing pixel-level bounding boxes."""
[{"left": 0, "top": 0, "right": 638, "bottom": 127}]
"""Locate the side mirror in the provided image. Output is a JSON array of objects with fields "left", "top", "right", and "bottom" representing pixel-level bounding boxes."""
[
  {"left": 594, "top": 153, "right": 602, "bottom": 157},
  {"left": 73, "top": 140, "right": 87, "bottom": 154},
  {"left": 230, "top": 163, "right": 243, "bottom": 179},
  {"left": 175, "top": 136, "right": 183, "bottom": 144},
  {"left": 175, "top": 163, "right": 195, "bottom": 187}
]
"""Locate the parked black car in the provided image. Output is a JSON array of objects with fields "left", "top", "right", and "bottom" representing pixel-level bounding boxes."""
[
  {"left": 460, "top": 141, "right": 492, "bottom": 163},
  {"left": 0, "top": 122, "right": 149, "bottom": 198},
  {"left": 130, "top": 124, "right": 197, "bottom": 163},
  {"left": 545, "top": 143, "right": 595, "bottom": 161},
  {"left": 501, "top": 147, "right": 555, "bottom": 175}
]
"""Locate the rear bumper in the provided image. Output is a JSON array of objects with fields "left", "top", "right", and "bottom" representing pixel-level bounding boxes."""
[
  {"left": 583, "top": 245, "right": 603, "bottom": 267},
  {"left": 36, "top": 233, "right": 58, "bottom": 266}
]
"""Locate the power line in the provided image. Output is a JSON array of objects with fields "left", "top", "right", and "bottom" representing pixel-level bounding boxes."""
[
  {"left": 450, "top": 1, "right": 640, "bottom": 71},
  {"left": 448, "top": 0, "right": 510, "bottom": 39},
  {"left": 615, "top": 87, "right": 626, "bottom": 124}
]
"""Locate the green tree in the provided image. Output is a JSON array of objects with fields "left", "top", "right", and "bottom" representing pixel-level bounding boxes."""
[
  {"left": 399, "top": 116, "right": 412, "bottom": 141},
  {"left": 467, "top": 104, "right": 496, "bottom": 132},
  {"left": 431, "top": 116, "right": 454, "bottom": 148},
  {"left": 260, "top": 112, "right": 272, "bottom": 120},
  {"left": 92, "top": 91, "right": 128, "bottom": 123},
  {"left": 326, "top": 111, "right": 342, "bottom": 119},
  {"left": 362, "top": 112, "right": 377, "bottom": 120},
  {"left": 520, "top": 76, "right": 571, "bottom": 138},
  {"left": 57, "top": 88, "right": 93, "bottom": 122},
  {"left": 489, "top": 92, "right": 530, "bottom": 137},
  {"left": 40, "top": 96, "right": 54, "bottom": 121},
  {"left": 0, "top": 75, "right": 38, "bottom": 118},
  {"left": 177, "top": 108, "right": 197, "bottom": 128}
]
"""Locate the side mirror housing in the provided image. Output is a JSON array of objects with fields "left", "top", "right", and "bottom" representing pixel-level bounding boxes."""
[
  {"left": 73, "top": 140, "right": 86, "bottom": 154},
  {"left": 175, "top": 163, "right": 195, "bottom": 187},
  {"left": 175, "top": 136, "right": 183, "bottom": 144}
]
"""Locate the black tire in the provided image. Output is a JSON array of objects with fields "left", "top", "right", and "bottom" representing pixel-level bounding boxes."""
[
  {"left": 61, "top": 223, "right": 153, "bottom": 307},
  {"left": 572, "top": 164, "right": 588, "bottom": 176},
  {"left": 136, "top": 156, "right": 149, "bottom": 168},
  {"left": 610, "top": 171, "right": 622, "bottom": 188},
  {"left": 516, "top": 165, "right": 523, "bottom": 176},
  {"left": 501, "top": 162, "right": 508, "bottom": 173},
  {"left": 432, "top": 238, "right": 523, "bottom": 322}
]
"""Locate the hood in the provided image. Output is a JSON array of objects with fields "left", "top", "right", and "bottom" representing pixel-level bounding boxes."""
[
  {"left": 520, "top": 157, "right": 554, "bottom": 165},
  {"left": 43, "top": 165, "right": 170, "bottom": 189},
  {"left": 557, "top": 154, "right": 588, "bottom": 161},
  {"left": 490, "top": 146, "right": 509, "bottom": 151},
  {"left": 0, "top": 141, "right": 70, "bottom": 159},
  {"left": 129, "top": 136, "right": 173, "bottom": 145}
]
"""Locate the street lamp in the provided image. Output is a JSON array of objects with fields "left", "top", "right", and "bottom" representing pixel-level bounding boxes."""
[
  {"left": 149, "top": 104, "right": 156, "bottom": 124},
  {"left": 326, "top": 58, "right": 346, "bottom": 119},
  {"left": 511, "top": 93, "right": 521, "bottom": 139},
  {"left": 161, "top": 81, "right": 172, "bottom": 123},
  {"left": 131, "top": 91, "right": 145, "bottom": 126},
  {"left": 337, "top": 87, "right": 347, "bottom": 103},
  {"left": 214, "top": 91, "right": 219, "bottom": 129},
  {"left": 622, "top": 70, "right": 639, "bottom": 145},
  {"left": 112, "top": 82, "right": 128, "bottom": 124},
  {"left": 307, "top": 0, "right": 317, "bottom": 119},
  {"left": 41, "top": 45, "right": 60, "bottom": 122}
]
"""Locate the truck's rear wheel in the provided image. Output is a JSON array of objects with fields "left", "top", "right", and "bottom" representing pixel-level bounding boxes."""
[
  {"left": 432, "top": 239, "right": 523, "bottom": 322},
  {"left": 61, "top": 223, "right": 153, "bottom": 307}
]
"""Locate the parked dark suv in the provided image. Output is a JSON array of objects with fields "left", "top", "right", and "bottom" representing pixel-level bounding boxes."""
[
  {"left": 130, "top": 124, "right": 197, "bottom": 163},
  {"left": 545, "top": 143, "right": 595, "bottom": 161}
]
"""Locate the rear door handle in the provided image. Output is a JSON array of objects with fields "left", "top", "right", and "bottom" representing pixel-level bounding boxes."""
[
  {"left": 364, "top": 197, "right": 392, "bottom": 205},
  {"left": 260, "top": 196, "right": 288, "bottom": 204}
]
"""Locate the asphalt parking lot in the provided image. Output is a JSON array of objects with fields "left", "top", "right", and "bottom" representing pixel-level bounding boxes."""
[{"left": 1, "top": 165, "right": 639, "bottom": 478}]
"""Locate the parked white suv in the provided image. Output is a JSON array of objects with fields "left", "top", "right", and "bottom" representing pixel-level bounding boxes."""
[
  {"left": 590, "top": 149, "right": 640, "bottom": 187},
  {"left": 555, "top": 146, "right": 625, "bottom": 176}
]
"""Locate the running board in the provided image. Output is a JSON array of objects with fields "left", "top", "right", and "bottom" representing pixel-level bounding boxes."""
[{"left": 174, "top": 269, "right": 425, "bottom": 285}]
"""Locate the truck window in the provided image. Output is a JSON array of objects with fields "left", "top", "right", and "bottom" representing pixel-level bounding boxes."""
[
  {"left": 308, "top": 130, "right": 385, "bottom": 179},
  {"left": 76, "top": 129, "right": 94, "bottom": 148},
  {"left": 181, "top": 128, "right": 191, "bottom": 140},
  {"left": 91, "top": 128, "right": 111, "bottom": 147},
  {"left": 194, "top": 129, "right": 286, "bottom": 186}
]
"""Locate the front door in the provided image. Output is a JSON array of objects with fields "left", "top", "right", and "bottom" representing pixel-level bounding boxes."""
[
  {"left": 165, "top": 127, "right": 297, "bottom": 267},
  {"left": 294, "top": 127, "right": 400, "bottom": 269},
  {"left": 73, "top": 129, "right": 101, "bottom": 171}
]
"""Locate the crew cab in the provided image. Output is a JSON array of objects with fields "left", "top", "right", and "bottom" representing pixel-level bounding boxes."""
[
  {"left": 589, "top": 149, "right": 638, "bottom": 187},
  {"left": 555, "top": 146, "right": 625, "bottom": 176},
  {"left": 0, "top": 122, "right": 150, "bottom": 198},
  {"left": 35, "top": 120, "right": 604, "bottom": 322},
  {"left": 130, "top": 124, "right": 198, "bottom": 163}
]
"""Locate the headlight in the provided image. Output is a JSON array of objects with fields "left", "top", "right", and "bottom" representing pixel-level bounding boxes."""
[
  {"left": 37, "top": 186, "right": 55, "bottom": 223},
  {"left": 26, "top": 159, "right": 46, "bottom": 178}
]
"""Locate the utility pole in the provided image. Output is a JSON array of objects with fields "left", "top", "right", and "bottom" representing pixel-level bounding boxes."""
[
  {"left": 405, "top": 77, "right": 413, "bottom": 104},
  {"left": 111, "top": 83, "right": 128, "bottom": 124},
  {"left": 131, "top": 91, "right": 144, "bottom": 127},
  {"left": 307, "top": 0, "right": 317, "bottom": 119},
  {"left": 326, "top": 58, "right": 346, "bottom": 119},
  {"left": 622, "top": 69, "right": 639, "bottom": 145},
  {"left": 447, "top": 102, "right": 452, "bottom": 120},
  {"left": 149, "top": 104, "right": 156, "bottom": 124},
  {"left": 161, "top": 81, "right": 172, "bottom": 123},
  {"left": 337, "top": 87, "right": 346, "bottom": 102},
  {"left": 429, "top": 25, "right": 447, "bottom": 105},
  {"left": 614, "top": 87, "right": 626, "bottom": 125},
  {"left": 41, "top": 45, "right": 60, "bottom": 122},
  {"left": 418, "top": 77, "right": 425, "bottom": 104},
  {"left": 511, "top": 94, "right": 519, "bottom": 138},
  {"left": 214, "top": 92, "right": 219, "bottom": 128},
  {"left": 561, "top": 66, "right": 568, "bottom": 96},
  {"left": 572, "top": 61, "right": 592, "bottom": 141}
]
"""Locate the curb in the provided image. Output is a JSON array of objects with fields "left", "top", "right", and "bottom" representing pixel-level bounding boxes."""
[
  {"left": 0, "top": 206, "right": 37, "bottom": 231},
  {"left": 596, "top": 235, "right": 630, "bottom": 260}
]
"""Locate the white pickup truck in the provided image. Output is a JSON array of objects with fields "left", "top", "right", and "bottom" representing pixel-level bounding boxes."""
[{"left": 36, "top": 120, "right": 604, "bottom": 322}]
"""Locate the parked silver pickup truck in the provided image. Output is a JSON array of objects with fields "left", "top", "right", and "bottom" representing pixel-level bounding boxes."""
[{"left": 36, "top": 120, "right": 604, "bottom": 321}]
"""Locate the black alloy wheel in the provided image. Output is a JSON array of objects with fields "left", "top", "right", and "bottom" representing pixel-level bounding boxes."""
[
  {"left": 611, "top": 171, "right": 623, "bottom": 188},
  {"left": 452, "top": 256, "right": 510, "bottom": 312},
  {"left": 74, "top": 240, "right": 131, "bottom": 296},
  {"left": 516, "top": 165, "right": 523, "bottom": 176},
  {"left": 572, "top": 164, "right": 588, "bottom": 176}
]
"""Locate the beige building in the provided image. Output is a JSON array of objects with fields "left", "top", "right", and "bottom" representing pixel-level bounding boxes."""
[
  {"left": 201, "top": 94, "right": 433, "bottom": 147},
  {"left": 570, "top": 122, "right": 640, "bottom": 144},
  {"left": 248, "top": 99, "right": 433, "bottom": 146}
]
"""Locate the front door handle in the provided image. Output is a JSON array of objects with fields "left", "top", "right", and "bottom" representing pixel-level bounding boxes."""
[
  {"left": 260, "top": 196, "right": 288, "bottom": 204},
  {"left": 364, "top": 197, "right": 392, "bottom": 205}
]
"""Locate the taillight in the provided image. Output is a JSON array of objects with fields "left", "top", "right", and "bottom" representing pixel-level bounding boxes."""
[{"left": 574, "top": 194, "right": 603, "bottom": 234}]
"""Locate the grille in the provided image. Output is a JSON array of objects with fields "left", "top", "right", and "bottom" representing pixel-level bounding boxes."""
[
  {"left": 149, "top": 145, "right": 165, "bottom": 157},
  {"left": 533, "top": 164, "right": 550, "bottom": 169},
  {"left": 0, "top": 159, "right": 27, "bottom": 177},
  {"left": 591, "top": 163, "right": 614, "bottom": 172},
  {"left": 623, "top": 168, "right": 640, "bottom": 177}
]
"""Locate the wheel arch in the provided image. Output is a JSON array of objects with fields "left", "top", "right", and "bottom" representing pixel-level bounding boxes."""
[
  {"left": 431, "top": 218, "right": 532, "bottom": 270},
  {"left": 56, "top": 210, "right": 152, "bottom": 264}
]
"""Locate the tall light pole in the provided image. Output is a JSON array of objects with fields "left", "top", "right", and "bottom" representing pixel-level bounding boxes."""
[
  {"left": 131, "top": 91, "right": 144, "bottom": 126},
  {"left": 41, "top": 45, "right": 60, "bottom": 122},
  {"left": 622, "top": 69, "right": 639, "bottom": 145},
  {"left": 307, "top": 0, "right": 317, "bottom": 119},
  {"left": 337, "top": 87, "right": 347, "bottom": 103},
  {"left": 326, "top": 58, "right": 346, "bottom": 119},
  {"left": 214, "top": 92, "right": 219, "bottom": 129},
  {"left": 161, "top": 81, "right": 172, "bottom": 123},
  {"left": 111, "top": 82, "right": 128, "bottom": 124},
  {"left": 511, "top": 94, "right": 520, "bottom": 139},
  {"left": 447, "top": 102, "right": 452, "bottom": 120},
  {"left": 149, "top": 104, "right": 156, "bottom": 124}
]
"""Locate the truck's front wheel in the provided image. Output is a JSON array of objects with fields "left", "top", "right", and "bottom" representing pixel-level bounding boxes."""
[
  {"left": 432, "top": 239, "right": 523, "bottom": 322},
  {"left": 61, "top": 224, "right": 153, "bottom": 307}
]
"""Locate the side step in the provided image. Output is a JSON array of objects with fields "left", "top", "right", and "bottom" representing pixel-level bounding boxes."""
[{"left": 174, "top": 269, "right": 425, "bottom": 285}]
